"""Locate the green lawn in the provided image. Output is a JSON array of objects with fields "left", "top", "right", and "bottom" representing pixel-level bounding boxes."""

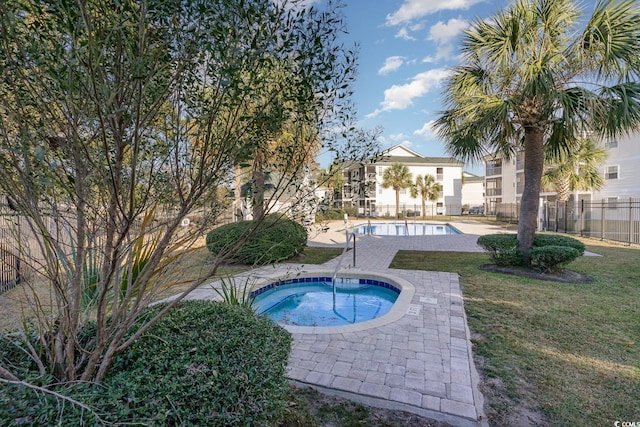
[{"left": 389, "top": 241, "right": 640, "bottom": 426}]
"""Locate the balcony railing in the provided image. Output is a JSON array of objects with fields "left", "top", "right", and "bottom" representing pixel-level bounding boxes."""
[
  {"left": 486, "top": 188, "right": 502, "bottom": 197},
  {"left": 486, "top": 167, "right": 502, "bottom": 176}
]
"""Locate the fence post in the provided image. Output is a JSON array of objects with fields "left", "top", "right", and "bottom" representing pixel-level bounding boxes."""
[
  {"left": 601, "top": 200, "right": 605, "bottom": 241},
  {"left": 629, "top": 197, "right": 633, "bottom": 246},
  {"left": 580, "top": 199, "right": 584, "bottom": 237}
]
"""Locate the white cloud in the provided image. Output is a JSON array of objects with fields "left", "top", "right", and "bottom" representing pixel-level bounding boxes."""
[
  {"left": 386, "top": 0, "right": 483, "bottom": 26},
  {"left": 390, "top": 133, "right": 409, "bottom": 142},
  {"left": 365, "top": 108, "right": 383, "bottom": 119},
  {"left": 414, "top": 120, "right": 438, "bottom": 138},
  {"left": 375, "top": 68, "right": 450, "bottom": 113},
  {"left": 395, "top": 28, "right": 415, "bottom": 41},
  {"left": 378, "top": 56, "right": 406, "bottom": 75},
  {"left": 400, "top": 140, "right": 414, "bottom": 148},
  {"left": 427, "top": 18, "right": 468, "bottom": 44},
  {"left": 435, "top": 44, "right": 455, "bottom": 60},
  {"left": 421, "top": 56, "right": 435, "bottom": 63}
]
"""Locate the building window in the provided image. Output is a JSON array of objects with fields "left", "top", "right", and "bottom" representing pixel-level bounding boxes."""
[
  {"left": 516, "top": 172, "right": 524, "bottom": 194},
  {"left": 516, "top": 152, "right": 525, "bottom": 170},
  {"left": 486, "top": 159, "right": 502, "bottom": 176},
  {"left": 607, "top": 197, "right": 618, "bottom": 209},
  {"left": 486, "top": 177, "right": 502, "bottom": 197},
  {"left": 605, "top": 165, "right": 619, "bottom": 180},
  {"left": 605, "top": 138, "right": 618, "bottom": 148},
  {"left": 436, "top": 167, "right": 444, "bottom": 181}
]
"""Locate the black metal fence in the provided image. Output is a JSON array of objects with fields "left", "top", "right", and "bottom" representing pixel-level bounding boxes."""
[
  {"left": 537, "top": 198, "right": 640, "bottom": 245},
  {"left": 0, "top": 215, "right": 22, "bottom": 293},
  {"left": 578, "top": 198, "right": 640, "bottom": 245},
  {"left": 353, "top": 203, "right": 466, "bottom": 218}
]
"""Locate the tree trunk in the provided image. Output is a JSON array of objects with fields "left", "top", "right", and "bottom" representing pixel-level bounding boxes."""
[
  {"left": 395, "top": 189, "right": 400, "bottom": 218},
  {"left": 252, "top": 151, "right": 265, "bottom": 220},
  {"left": 518, "top": 126, "right": 545, "bottom": 266},
  {"left": 234, "top": 166, "right": 243, "bottom": 221},
  {"left": 555, "top": 176, "right": 571, "bottom": 203},
  {"left": 422, "top": 199, "right": 426, "bottom": 220}
]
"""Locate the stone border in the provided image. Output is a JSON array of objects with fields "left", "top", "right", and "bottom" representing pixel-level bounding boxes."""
[{"left": 248, "top": 270, "right": 415, "bottom": 335}]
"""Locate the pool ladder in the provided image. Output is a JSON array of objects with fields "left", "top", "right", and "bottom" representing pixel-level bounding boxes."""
[{"left": 332, "top": 231, "right": 356, "bottom": 300}]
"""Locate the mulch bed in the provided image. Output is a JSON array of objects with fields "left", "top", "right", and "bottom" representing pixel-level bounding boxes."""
[{"left": 478, "top": 264, "right": 593, "bottom": 284}]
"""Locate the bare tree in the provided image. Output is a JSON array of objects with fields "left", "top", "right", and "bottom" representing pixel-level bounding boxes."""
[{"left": 0, "top": 0, "right": 376, "bottom": 383}]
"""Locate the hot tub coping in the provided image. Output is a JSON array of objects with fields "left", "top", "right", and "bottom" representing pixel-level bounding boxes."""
[{"left": 249, "top": 270, "right": 415, "bottom": 334}]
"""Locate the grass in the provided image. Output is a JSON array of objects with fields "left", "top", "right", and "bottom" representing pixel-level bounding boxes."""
[
  {"left": 287, "top": 246, "right": 344, "bottom": 264},
  {"left": 389, "top": 240, "right": 640, "bottom": 426},
  {"left": 10, "top": 232, "right": 638, "bottom": 425}
]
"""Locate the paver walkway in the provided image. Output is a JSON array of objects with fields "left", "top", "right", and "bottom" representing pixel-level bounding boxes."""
[{"left": 180, "top": 220, "right": 495, "bottom": 426}]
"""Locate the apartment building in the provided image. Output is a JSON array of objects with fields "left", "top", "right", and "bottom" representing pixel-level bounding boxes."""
[
  {"left": 333, "top": 144, "right": 464, "bottom": 216},
  {"left": 483, "top": 131, "right": 640, "bottom": 213}
]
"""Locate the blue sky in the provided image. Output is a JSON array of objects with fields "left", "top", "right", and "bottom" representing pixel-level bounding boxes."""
[{"left": 316, "top": 0, "right": 512, "bottom": 172}]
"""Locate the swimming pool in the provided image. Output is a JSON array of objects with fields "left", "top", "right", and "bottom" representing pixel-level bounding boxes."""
[
  {"left": 352, "top": 222, "right": 460, "bottom": 236},
  {"left": 251, "top": 276, "right": 400, "bottom": 327}
]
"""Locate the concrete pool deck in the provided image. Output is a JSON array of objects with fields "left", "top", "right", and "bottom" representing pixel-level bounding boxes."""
[{"left": 180, "top": 219, "right": 500, "bottom": 426}]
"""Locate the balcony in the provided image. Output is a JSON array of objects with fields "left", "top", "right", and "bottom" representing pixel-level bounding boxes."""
[
  {"left": 486, "top": 167, "right": 502, "bottom": 176},
  {"left": 486, "top": 188, "right": 502, "bottom": 197}
]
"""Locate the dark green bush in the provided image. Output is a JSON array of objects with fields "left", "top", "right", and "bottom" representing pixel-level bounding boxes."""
[
  {"left": 478, "top": 233, "right": 585, "bottom": 268},
  {"left": 476, "top": 234, "right": 522, "bottom": 266},
  {"left": 0, "top": 301, "right": 292, "bottom": 426},
  {"left": 206, "top": 216, "right": 307, "bottom": 265},
  {"left": 530, "top": 245, "right": 581, "bottom": 273},
  {"left": 533, "top": 234, "right": 585, "bottom": 255}
]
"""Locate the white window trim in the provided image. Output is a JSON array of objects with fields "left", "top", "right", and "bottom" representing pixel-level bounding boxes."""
[{"left": 604, "top": 165, "right": 619, "bottom": 180}]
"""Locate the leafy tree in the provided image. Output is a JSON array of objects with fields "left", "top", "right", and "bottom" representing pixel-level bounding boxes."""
[
  {"left": 542, "top": 137, "right": 607, "bottom": 203},
  {"left": 435, "top": 0, "right": 640, "bottom": 264},
  {"left": 318, "top": 164, "right": 346, "bottom": 208},
  {"left": 410, "top": 174, "right": 442, "bottom": 218},
  {"left": 382, "top": 163, "right": 413, "bottom": 217},
  {"left": 236, "top": 60, "right": 322, "bottom": 220},
  {"left": 0, "top": 0, "right": 376, "bottom": 384}
]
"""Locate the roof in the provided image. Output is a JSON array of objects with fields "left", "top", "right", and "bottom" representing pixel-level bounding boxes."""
[{"left": 376, "top": 155, "right": 463, "bottom": 166}]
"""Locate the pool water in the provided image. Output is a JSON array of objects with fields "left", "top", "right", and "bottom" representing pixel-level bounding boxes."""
[
  {"left": 352, "top": 222, "right": 459, "bottom": 236},
  {"left": 252, "top": 278, "right": 399, "bottom": 327}
]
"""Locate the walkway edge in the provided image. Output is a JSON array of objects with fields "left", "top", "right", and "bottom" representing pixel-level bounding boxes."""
[{"left": 289, "top": 379, "right": 481, "bottom": 427}]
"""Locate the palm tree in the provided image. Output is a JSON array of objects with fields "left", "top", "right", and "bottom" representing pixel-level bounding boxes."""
[
  {"left": 542, "top": 137, "right": 607, "bottom": 203},
  {"left": 435, "top": 0, "right": 640, "bottom": 265},
  {"left": 411, "top": 174, "right": 443, "bottom": 219},
  {"left": 318, "top": 164, "right": 345, "bottom": 208},
  {"left": 382, "top": 163, "right": 412, "bottom": 218}
]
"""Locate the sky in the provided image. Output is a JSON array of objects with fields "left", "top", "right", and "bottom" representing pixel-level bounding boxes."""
[{"left": 312, "top": 0, "right": 513, "bottom": 173}]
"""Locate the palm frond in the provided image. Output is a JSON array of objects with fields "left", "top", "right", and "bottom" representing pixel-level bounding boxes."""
[{"left": 578, "top": 0, "right": 640, "bottom": 80}]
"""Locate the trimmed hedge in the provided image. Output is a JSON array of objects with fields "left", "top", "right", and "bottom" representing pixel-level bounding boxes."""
[
  {"left": 530, "top": 245, "right": 581, "bottom": 273},
  {"left": 477, "top": 233, "right": 585, "bottom": 270},
  {"left": 0, "top": 301, "right": 292, "bottom": 426},
  {"left": 532, "top": 234, "right": 585, "bottom": 255},
  {"left": 476, "top": 234, "right": 522, "bottom": 266},
  {"left": 206, "top": 216, "right": 307, "bottom": 265}
]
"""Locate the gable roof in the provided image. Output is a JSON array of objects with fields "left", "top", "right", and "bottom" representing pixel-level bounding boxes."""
[{"left": 383, "top": 144, "right": 423, "bottom": 158}]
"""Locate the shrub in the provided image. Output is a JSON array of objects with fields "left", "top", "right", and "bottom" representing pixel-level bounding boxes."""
[
  {"left": 0, "top": 301, "right": 293, "bottom": 426},
  {"left": 206, "top": 216, "right": 307, "bottom": 265},
  {"left": 530, "top": 245, "right": 581, "bottom": 273},
  {"left": 478, "top": 233, "right": 586, "bottom": 268},
  {"left": 533, "top": 234, "right": 585, "bottom": 255},
  {"left": 476, "top": 234, "right": 522, "bottom": 266}
]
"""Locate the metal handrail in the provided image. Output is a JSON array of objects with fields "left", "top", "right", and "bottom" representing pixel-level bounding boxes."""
[{"left": 332, "top": 231, "right": 356, "bottom": 300}]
